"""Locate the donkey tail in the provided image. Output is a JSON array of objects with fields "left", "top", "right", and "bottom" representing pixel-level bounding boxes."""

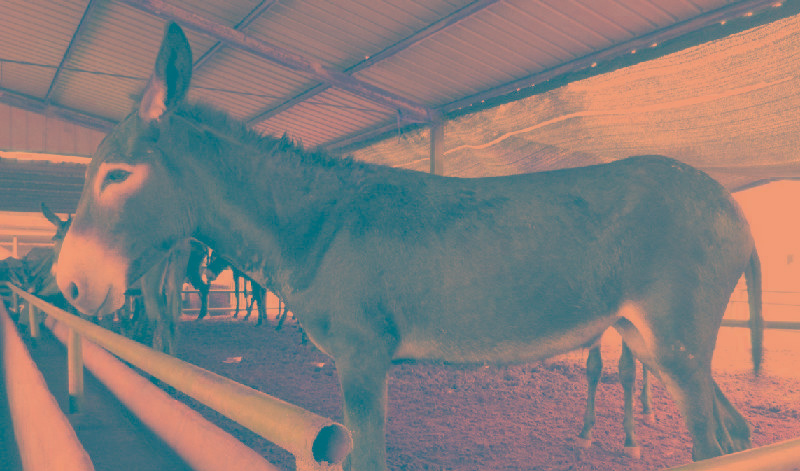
[{"left": 744, "top": 248, "right": 763, "bottom": 376}]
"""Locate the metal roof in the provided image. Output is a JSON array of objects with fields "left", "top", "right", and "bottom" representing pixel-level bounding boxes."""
[{"left": 0, "top": 0, "right": 797, "bottom": 218}]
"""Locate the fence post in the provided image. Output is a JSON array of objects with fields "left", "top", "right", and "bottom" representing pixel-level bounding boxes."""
[
  {"left": 28, "top": 305, "right": 40, "bottom": 339},
  {"left": 68, "top": 327, "right": 84, "bottom": 413}
]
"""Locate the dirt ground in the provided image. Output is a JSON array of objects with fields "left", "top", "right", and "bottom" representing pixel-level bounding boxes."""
[{"left": 169, "top": 315, "right": 800, "bottom": 471}]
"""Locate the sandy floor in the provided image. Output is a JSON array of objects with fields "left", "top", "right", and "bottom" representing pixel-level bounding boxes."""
[{"left": 167, "top": 315, "right": 800, "bottom": 471}]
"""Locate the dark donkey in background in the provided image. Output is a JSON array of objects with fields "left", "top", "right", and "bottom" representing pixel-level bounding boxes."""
[
  {"left": 199, "top": 249, "right": 269, "bottom": 325},
  {"left": 56, "top": 24, "right": 762, "bottom": 469}
]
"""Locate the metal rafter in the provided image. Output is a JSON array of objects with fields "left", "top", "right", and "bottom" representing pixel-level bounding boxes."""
[
  {"left": 0, "top": 88, "right": 115, "bottom": 133},
  {"left": 117, "top": 0, "right": 434, "bottom": 122},
  {"left": 246, "top": 0, "right": 502, "bottom": 126},
  {"left": 44, "top": 0, "right": 101, "bottom": 104},
  {"left": 192, "top": 0, "right": 279, "bottom": 72}
]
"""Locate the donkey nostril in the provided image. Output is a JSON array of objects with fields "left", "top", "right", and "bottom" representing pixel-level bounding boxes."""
[{"left": 68, "top": 282, "right": 80, "bottom": 301}]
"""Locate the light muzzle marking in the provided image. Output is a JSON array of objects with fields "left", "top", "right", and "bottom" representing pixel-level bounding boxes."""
[{"left": 56, "top": 230, "right": 129, "bottom": 316}]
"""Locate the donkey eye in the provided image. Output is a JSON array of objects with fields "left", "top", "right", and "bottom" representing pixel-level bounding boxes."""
[{"left": 101, "top": 169, "right": 132, "bottom": 190}]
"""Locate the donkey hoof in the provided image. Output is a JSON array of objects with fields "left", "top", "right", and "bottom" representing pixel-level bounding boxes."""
[
  {"left": 624, "top": 446, "right": 641, "bottom": 459},
  {"left": 575, "top": 437, "right": 592, "bottom": 449}
]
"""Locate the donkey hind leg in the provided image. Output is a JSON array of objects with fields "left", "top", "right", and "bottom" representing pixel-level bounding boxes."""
[
  {"left": 640, "top": 365, "right": 654, "bottom": 424},
  {"left": 336, "top": 355, "right": 392, "bottom": 471},
  {"left": 619, "top": 342, "right": 640, "bottom": 459},
  {"left": 658, "top": 359, "right": 751, "bottom": 460},
  {"left": 577, "top": 345, "right": 602, "bottom": 449},
  {"left": 629, "top": 337, "right": 750, "bottom": 460},
  {"left": 712, "top": 380, "right": 751, "bottom": 453}
]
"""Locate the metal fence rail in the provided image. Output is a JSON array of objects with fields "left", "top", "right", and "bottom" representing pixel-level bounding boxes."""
[
  {"left": 665, "top": 436, "right": 800, "bottom": 471},
  {"left": 180, "top": 287, "right": 287, "bottom": 317},
  {"left": 0, "top": 303, "right": 94, "bottom": 471},
  {"left": 4, "top": 283, "right": 352, "bottom": 471}
]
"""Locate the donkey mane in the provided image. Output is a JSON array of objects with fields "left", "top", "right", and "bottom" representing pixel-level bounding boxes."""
[{"left": 171, "top": 102, "right": 354, "bottom": 170}]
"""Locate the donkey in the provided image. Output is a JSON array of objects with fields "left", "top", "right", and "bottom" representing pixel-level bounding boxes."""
[
  {"left": 56, "top": 23, "right": 761, "bottom": 469},
  {"left": 202, "top": 250, "right": 268, "bottom": 324}
]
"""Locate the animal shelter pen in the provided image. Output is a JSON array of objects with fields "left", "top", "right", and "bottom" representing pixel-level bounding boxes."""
[
  {"left": 5, "top": 0, "right": 800, "bottom": 469},
  {"left": 3, "top": 283, "right": 352, "bottom": 471}
]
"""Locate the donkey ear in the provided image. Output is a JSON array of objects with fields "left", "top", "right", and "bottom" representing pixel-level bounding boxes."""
[
  {"left": 41, "top": 202, "right": 64, "bottom": 228},
  {"left": 139, "top": 23, "right": 192, "bottom": 122}
]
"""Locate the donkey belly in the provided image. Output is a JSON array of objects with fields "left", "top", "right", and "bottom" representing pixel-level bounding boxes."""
[{"left": 392, "top": 308, "right": 619, "bottom": 364}]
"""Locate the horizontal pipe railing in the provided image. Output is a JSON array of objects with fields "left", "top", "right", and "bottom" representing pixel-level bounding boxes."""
[
  {"left": 44, "top": 316, "right": 280, "bottom": 471},
  {"left": 5, "top": 283, "right": 352, "bottom": 471},
  {"left": 180, "top": 288, "right": 285, "bottom": 315},
  {"left": 664, "top": 436, "right": 800, "bottom": 471},
  {"left": 1, "top": 302, "right": 94, "bottom": 471},
  {"left": 721, "top": 319, "right": 800, "bottom": 330}
]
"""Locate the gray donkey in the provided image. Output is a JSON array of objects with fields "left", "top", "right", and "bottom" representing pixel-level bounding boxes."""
[{"left": 55, "top": 23, "right": 761, "bottom": 470}]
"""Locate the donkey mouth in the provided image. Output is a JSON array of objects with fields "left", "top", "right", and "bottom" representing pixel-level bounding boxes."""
[
  {"left": 56, "top": 229, "right": 130, "bottom": 317},
  {"left": 93, "top": 288, "right": 117, "bottom": 319}
]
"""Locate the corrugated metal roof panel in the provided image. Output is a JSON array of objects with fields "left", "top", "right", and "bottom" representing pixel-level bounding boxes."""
[
  {"left": 55, "top": 73, "right": 141, "bottom": 121},
  {"left": 0, "top": 103, "right": 104, "bottom": 156},
  {"left": 191, "top": 47, "right": 315, "bottom": 120},
  {"left": 254, "top": 88, "right": 393, "bottom": 147},
  {"left": 245, "top": 0, "right": 474, "bottom": 70},
  {"left": 174, "top": 0, "right": 267, "bottom": 27},
  {"left": 61, "top": 3, "right": 168, "bottom": 78},
  {"left": 0, "top": 0, "right": 88, "bottom": 96},
  {"left": 0, "top": 0, "right": 87, "bottom": 65},
  {"left": 49, "top": 1, "right": 219, "bottom": 120},
  {"left": 0, "top": 157, "right": 86, "bottom": 213},
  {"left": 353, "top": 0, "right": 746, "bottom": 108},
  {"left": 0, "top": 63, "right": 55, "bottom": 99}
]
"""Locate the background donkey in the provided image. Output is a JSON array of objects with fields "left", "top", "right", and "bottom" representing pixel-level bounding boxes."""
[{"left": 55, "top": 23, "right": 761, "bottom": 470}]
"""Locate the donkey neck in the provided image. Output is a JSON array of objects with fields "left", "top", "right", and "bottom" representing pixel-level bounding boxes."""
[{"left": 171, "top": 108, "right": 358, "bottom": 298}]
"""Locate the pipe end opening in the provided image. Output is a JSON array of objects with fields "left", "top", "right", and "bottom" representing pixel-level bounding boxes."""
[{"left": 312, "top": 424, "right": 352, "bottom": 465}]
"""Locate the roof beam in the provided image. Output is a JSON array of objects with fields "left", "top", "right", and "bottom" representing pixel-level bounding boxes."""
[
  {"left": 192, "top": 0, "right": 278, "bottom": 72},
  {"left": 44, "top": 0, "right": 101, "bottom": 103},
  {"left": 0, "top": 88, "right": 115, "bottom": 133},
  {"left": 118, "top": 0, "right": 434, "bottom": 122},
  {"left": 247, "top": 0, "right": 501, "bottom": 126},
  {"left": 323, "top": 121, "right": 405, "bottom": 152},
  {"left": 442, "top": 0, "right": 788, "bottom": 114}
]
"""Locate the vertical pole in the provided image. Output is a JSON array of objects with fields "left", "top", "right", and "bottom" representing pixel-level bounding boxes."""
[
  {"left": 11, "top": 236, "right": 18, "bottom": 258},
  {"left": 68, "top": 327, "right": 84, "bottom": 413},
  {"left": 429, "top": 117, "right": 444, "bottom": 176},
  {"left": 28, "top": 305, "right": 40, "bottom": 339}
]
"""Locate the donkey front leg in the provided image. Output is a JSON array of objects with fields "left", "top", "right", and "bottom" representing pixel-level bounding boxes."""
[{"left": 336, "top": 354, "right": 392, "bottom": 471}]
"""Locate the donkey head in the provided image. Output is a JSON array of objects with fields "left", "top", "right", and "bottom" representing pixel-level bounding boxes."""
[{"left": 56, "top": 23, "right": 196, "bottom": 316}]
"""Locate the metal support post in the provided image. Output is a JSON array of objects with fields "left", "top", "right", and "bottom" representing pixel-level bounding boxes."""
[
  {"left": 68, "top": 327, "right": 84, "bottom": 413},
  {"left": 429, "top": 118, "right": 444, "bottom": 176},
  {"left": 28, "top": 305, "right": 40, "bottom": 339}
]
